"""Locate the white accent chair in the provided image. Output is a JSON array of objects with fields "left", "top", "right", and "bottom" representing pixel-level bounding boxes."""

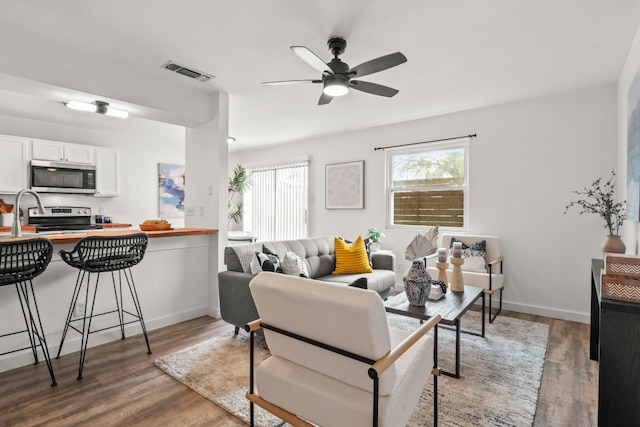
[
  {"left": 245, "top": 272, "right": 440, "bottom": 427},
  {"left": 427, "top": 234, "right": 504, "bottom": 323}
]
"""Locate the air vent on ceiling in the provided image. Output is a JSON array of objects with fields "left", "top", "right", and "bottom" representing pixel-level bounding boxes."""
[{"left": 162, "top": 61, "right": 214, "bottom": 82}]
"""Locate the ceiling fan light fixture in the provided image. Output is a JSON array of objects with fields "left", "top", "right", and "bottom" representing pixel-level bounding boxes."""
[
  {"left": 323, "top": 77, "right": 349, "bottom": 97},
  {"left": 105, "top": 108, "right": 129, "bottom": 119},
  {"left": 65, "top": 100, "right": 96, "bottom": 113},
  {"left": 65, "top": 100, "right": 129, "bottom": 119}
]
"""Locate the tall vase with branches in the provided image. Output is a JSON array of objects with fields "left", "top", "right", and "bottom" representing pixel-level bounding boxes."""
[
  {"left": 564, "top": 170, "right": 627, "bottom": 253},
  {"left": 228, "top": 164, "right": 252, "bottom": 225}
]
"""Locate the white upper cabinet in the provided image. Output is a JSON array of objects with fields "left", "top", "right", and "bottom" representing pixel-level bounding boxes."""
[
  {"left": 0, "top": 135, "right": 28, "bottom": 193},
  {"left": 95, "top": 147, "right": 119, "bottom": 197},
  {"left": 65, "top": 143, "right": 95, "bottom": 164},
  {"left": 32, "top": 139, "right": 95, "bottom": 164},
  {"left": 31, "top": 139, "right": 63, "bottom": 161}
]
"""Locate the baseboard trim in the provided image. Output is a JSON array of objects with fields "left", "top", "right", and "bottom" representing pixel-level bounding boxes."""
[
  {"left": 502, "top": 301, "right": 589, "bottom": 324},
  {"left": 207, "top": 305, "right": 221, "bottom": 318},
  {"left": 0, "top": 307, "right": 211, "bottom": 374},
  {"left": 393, "top": 284, "right": 590, "bottom": 324}
]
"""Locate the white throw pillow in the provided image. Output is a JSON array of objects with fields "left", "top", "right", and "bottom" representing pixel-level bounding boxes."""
[
  {"left": 462, "top": 254, "right": 486, "bottom": 273},
  {"left": 281, "top": 251, "right": 309, "bottom": 278}
]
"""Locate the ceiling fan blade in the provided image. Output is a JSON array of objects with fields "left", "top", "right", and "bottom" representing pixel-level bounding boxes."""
[
  {"left": 291, "top": 46, "right": 333, "bottom": 75},
  {"left": 348, "top": 52, "right": 407, "bottom": 78},
  {"left": 318, "top": 92, "right": 333, "bottom": 105},
  {"left": 262, "top": 79, "right": 322, "bottom": 85},
  {"left": 349, "top": 80, "right": 399, "bottom": 97}
]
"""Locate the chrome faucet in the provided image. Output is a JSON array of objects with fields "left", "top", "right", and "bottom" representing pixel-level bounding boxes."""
[{"left": 11, "top": 189, "right": 45, "bottom": 237}]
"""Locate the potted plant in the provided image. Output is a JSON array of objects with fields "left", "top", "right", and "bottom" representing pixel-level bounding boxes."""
[
  {"left": 365, "top": 227, "right": 385, "bottom": 252},
  {"left": 228, "top": 164, "right": 252, "bottom": 225},
  {"left": 564, "top": 170, "right": 627, "bottom": 253}
]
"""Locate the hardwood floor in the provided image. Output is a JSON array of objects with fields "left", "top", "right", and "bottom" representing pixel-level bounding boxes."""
[{"left": 0, "top": 310, "right": 597, "bottom": 426}]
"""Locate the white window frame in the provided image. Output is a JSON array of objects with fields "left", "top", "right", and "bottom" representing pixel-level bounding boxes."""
[{"left": 386, "top": 139, "right": 469, "bottom": 231}]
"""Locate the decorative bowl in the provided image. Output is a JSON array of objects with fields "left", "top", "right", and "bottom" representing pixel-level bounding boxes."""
[{"left": 139, "top": 223, "right": 171, "bottom": 231}]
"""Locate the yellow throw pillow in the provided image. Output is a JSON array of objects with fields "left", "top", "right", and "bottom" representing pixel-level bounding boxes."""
[{"left": 333, "top": 235, "right": 373, "bottom": 274}]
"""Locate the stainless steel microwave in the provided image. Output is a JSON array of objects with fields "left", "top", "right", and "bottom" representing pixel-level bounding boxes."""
[{"left": 30, "top": 160, "right": 96, "bottom": 194}]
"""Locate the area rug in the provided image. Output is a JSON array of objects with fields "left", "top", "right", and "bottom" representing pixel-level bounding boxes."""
[{"left": 153, "top": 311, "right": 548, "bottom": 426}]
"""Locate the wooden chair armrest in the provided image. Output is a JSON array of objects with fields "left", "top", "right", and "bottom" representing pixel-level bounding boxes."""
[
  {"left": 369, "top": 314, "right": 441, "bottom": 378},
  {"left": 244, "top": 318, "right": 262, "bottom": 333},
  {"left": 246, "top": 392, "right": 314, "bottom": 427},
  {"left": 487, "top": 256, "right": 503, "bottom": 267}
]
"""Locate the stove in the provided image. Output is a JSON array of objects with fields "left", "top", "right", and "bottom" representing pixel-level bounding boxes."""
[{"left": 27, "top": 206, "right": 104, "bottom": 233}]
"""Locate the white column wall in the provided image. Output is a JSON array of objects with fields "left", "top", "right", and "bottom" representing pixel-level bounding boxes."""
[{"left": 184, "top": 92, "right": 229, "bottom": 317}]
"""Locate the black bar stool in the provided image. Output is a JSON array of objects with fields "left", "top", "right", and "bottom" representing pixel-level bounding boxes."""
[
  {"left": 0, "top": 238, "right": 57, "bottom": 386},
  {"left": 56, "top": 233, "right": 151, "bottom": 380}
]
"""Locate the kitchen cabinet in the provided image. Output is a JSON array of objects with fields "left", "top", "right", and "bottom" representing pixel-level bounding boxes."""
[
  {"left": 95, "top": 147, "right": 119, "bottom": 197},
  {"left": 0, "top": 135, "right": 28, "bottom": 193},
  {"left": 32, "top": 139, "right": 95, "bottom": 164},
  {"left": 65, "top": 143, "right": 94, "bottom": 164}
]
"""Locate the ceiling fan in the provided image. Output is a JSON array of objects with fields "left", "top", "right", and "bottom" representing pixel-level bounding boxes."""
[{"left": 262, "top": 37, "right": 407, "bottom": 105}]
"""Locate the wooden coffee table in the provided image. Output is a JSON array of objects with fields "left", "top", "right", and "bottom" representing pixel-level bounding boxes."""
[{"left": 384, "top": 285, "right": 485, "bottom": 378}]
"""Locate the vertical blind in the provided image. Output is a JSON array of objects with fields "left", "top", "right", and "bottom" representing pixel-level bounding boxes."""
[{"left": 245, "top": 161, "right": 309, "bottom": 241}]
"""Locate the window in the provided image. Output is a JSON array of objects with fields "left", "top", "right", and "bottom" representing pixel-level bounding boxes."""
[
  {"left": 387, "top": 140, "right": 468, "bottom": 228},
  {"left": 245, "top": 161, "right": 308, "bottom": 241}
]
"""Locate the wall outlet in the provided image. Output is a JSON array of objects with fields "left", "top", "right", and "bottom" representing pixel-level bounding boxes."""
[
  {"left": 208, "top": 184, "right": 213, "bottom": 195},
  {"left": 198, "top": 205, "right": 204, "bottom": 216},
  {"left": 73, "top": 302, "right": 85, "bottom": 318}
]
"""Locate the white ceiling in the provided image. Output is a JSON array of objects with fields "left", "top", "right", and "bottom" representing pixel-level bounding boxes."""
[{"left": 0, "top": 0, "right": 639, "bottom": 150}]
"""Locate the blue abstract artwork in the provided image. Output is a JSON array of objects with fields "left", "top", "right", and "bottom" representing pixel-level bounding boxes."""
[
  {"left": 158, "top": 163, "right": 185, "bottom": 218},
  {"left": 628, "top": 70, "right": 640, "bottom": 222}
]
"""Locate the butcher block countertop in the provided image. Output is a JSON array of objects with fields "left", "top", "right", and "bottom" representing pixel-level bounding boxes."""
[
  {"left": 0, "top": 225, "right": 36, "bottom": 233},
  {"left": 0, "top": 227, "right": 217, "bottom": 244}
]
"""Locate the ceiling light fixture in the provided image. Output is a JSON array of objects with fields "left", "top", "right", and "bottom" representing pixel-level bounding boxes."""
[
  {"left": 65, "top": 100, "right": 129, "bottom": 119},
  {"left": 322, "top": 76, "right": 349, "bottom": 97}
]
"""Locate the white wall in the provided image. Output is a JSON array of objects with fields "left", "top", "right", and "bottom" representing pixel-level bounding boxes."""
[
  {"left": 0, "top": 114, "right": 186, "bottom": 227},
  {"left": 231, "top": 85, "right": 618, "bottom": 323}
]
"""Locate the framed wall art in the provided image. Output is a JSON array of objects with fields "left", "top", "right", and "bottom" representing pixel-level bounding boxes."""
[
  {"left": 158, "top": 163, "right": 185, "bottom": 218},
  {"left": 325, "top": 160, "right": 364, "bottom": 209}
]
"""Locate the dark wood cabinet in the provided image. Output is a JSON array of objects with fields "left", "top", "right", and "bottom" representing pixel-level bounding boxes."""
[{"left": 591, "top": 259, "right": 640, "bottom": 425}]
